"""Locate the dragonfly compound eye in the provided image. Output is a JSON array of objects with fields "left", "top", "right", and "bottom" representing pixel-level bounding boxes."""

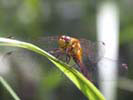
[
  {"left": 64, "top": 36, "right": 70, "bottom": 43},
  {"left": 59, "top": 35, "right": 70, "bottom": 42}
]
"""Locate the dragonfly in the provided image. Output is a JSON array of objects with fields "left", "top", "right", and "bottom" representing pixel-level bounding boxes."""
[{"left": 37, "top": 35, "right": 128, "bottom": 81}]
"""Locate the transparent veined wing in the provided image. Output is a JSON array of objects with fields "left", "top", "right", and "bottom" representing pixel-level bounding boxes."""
[{"left": 80, "top": 38, "right": 105, "bottom": 64}]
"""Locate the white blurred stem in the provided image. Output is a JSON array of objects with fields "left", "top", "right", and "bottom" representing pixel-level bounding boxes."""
[{"left": 97, "top": 1, "right": 119, "bottom": 100}]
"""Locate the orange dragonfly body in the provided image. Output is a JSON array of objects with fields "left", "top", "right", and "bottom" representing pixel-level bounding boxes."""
[{"left": 58, "top": 35, "right": 91, "bottom": 80}]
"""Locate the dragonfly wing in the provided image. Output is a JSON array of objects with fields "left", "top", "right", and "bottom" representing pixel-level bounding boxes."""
[
  {"left": 35, "top": 36, "right": 59, "bottom": 51},
  {"left": 80, "top": 38, "right": 105, "bottom": 64},
  {"left": 99, "top": 57, "right": 128, "bottom": 76}
]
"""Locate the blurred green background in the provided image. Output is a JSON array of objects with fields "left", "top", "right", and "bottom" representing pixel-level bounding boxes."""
[{"left": 0, "top": 0, "right": 133, "bottom": 100}]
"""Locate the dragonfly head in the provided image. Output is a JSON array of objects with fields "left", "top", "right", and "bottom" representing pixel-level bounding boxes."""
[{"left": 58, "top": 35, "right": 71, "bottom": 48}]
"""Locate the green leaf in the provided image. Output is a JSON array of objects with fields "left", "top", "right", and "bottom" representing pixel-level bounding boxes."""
[
  {"left": 0, "top": 37, "right": 105, "bottom": 100},
  {"left": 0, "top": 76, "right": 20, "bottom": 100}
]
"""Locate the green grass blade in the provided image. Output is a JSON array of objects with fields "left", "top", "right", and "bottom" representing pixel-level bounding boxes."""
[
  {"left": 0, "top": 37, "right": 105, "bottom": 100},
  {"left": 0, "top": 76, "right": 20, "bottom": 100}
]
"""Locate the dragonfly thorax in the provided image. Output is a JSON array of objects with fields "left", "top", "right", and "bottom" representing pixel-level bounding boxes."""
[{"left": 58, "top": 35, "right": 83, "bottom": 62}]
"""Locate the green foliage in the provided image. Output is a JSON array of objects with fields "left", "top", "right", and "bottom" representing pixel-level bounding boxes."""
[
  {"left": 0, "top": 37, "right": 105, "bottom": 100},
  {"left": 0, "top": 76, "right": 20, "bottom": 100}
]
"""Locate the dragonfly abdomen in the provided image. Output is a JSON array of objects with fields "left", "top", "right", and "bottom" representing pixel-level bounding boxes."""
[{"left": 73, "top": 58, "right": 91, "bottom": 81}]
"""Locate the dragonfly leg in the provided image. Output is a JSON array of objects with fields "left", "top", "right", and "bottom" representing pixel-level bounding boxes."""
[
  {"left": 49, "top": 48, "right": 69, "bottom": 62},
  {"left": 49, "top": 48, "right": 62, "bottom": 58},
  {"left": 71, "top": 64, "right": 81, "bottom": 71},
  {"left": 65, "top": 54, "right": 71, "bottom": 64},
  {"left": 49, "top": 48, "right": 60, "bottom": 54}
]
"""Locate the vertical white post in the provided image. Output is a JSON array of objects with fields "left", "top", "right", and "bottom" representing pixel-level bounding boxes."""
[{"left": 97, "top": 2, "right": 119, "bottom": 100}]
